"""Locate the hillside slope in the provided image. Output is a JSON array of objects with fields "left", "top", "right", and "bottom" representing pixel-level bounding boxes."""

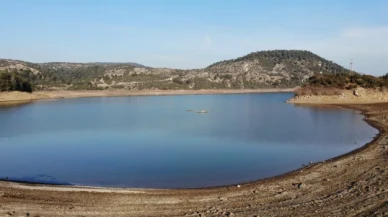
[
  {"left": 0, "top": 50, "right": 350, "bottom": 91},
  {"left": 207, "top": 50, "right": 349, "bottom": 88}
]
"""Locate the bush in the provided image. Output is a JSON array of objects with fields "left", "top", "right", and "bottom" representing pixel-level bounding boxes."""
[
  {"left": 295, "top": 87, "right": 342, "bottom": 96},
  {"left": 0, "top": 71, "right": 33, "bottom": 92},
  {"left": 172, "top": 77, "right": 184, "bottom": 85},
  {"left": 306, "top": 73, "right": 387, "bottom": 89}
]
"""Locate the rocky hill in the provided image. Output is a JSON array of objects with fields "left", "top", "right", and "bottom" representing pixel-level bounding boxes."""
[{"left": 0, "top": 50, "right": 350, "bottom": 91}]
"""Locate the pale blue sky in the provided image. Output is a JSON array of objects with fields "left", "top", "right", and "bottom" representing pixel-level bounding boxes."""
[{"left": 1, "top": 0, "right": 387, "bottom": 75}]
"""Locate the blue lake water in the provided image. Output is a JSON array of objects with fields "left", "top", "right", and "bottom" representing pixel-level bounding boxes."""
[{"left": 0, "top": 93, "right": 378, "bottom": 188}]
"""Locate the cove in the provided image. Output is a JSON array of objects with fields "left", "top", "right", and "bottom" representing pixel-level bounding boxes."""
[{"left": 0, "top": 93, "right": 378, "bottom": 188}]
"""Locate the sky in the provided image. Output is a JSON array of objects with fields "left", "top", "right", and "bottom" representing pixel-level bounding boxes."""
[{"left": 0, "top": 0, "right": 387, "bottom": 75}]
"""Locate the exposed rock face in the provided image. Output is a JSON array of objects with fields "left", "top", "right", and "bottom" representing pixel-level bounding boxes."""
[
  {"left": 353, "top": 87, "right": 366, "bottom": 97},
  {"left": 0, "top": 50, "right": 349, "bottom": 90}
]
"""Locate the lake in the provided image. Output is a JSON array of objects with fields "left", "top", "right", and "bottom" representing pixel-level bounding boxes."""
[{"left": 0, "top": 93, "right": 378, "bottom": 188}]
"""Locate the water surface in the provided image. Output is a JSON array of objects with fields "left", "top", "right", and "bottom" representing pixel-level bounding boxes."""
[{"left": 0, "top": 93, "right": 377, "bottom": 188}]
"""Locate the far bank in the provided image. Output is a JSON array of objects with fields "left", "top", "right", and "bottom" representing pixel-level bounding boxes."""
[{"left": 0, "top": 88, "right": 295, "bottom": 103}]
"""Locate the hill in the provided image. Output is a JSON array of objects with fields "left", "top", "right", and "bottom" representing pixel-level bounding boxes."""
[
  {"left": 0, "top": 50, "right": 350, "bottom": 91},
  {"left": 207, "top": 50, "right": 350, "bottom": 88}
]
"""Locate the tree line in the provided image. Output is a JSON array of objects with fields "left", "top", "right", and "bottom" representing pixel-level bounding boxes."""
[
  {"left": 306, "top": 72, "right": 388, "bottom": 89},
  {"left": 0, "top": 70, "right": 33, "bottom": 92}
]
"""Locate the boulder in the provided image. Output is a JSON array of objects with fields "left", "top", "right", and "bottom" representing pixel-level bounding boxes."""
[{"left": 353, "top": 87, "right": 366, "bottom": 97}]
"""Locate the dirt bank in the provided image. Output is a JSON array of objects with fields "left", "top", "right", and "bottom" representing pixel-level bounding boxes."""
[
  {"left": 0, "top": 97, "right": 388, "bottom": 216},
  {"left": 287, "top": 87, "right": 388, "bottom": 104},
  {"left": 0, "top": 88, "right": 295, "bottom": 103},
  {"left": 0, "top": 91, "right": 50, "bottom": 103}
]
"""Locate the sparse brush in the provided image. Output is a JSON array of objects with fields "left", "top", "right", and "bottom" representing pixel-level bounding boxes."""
[{"left": 295, "top": 87, "right": 343, "bottom": 96}]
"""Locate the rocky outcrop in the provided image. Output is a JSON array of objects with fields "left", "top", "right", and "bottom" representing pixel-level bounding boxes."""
[{"left": 353, "top": 87, "right": 366, "bottom": 97}]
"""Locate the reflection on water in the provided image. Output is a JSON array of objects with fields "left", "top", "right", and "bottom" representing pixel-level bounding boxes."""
[
  {"left": 1, "top": 174, "right": 71, "bottom": 185},
  {"left": 0, "top": 93, "right": 378, "bottom": 188},
  {"left": 0, "top": 101, "right": 34, "bottom": 109}
]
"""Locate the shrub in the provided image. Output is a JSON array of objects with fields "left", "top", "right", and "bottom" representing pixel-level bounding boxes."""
[
  {"left": 0, "top": 71, "right": 33, "bottom": 92},
  {"left": 295, "top": 87, "right": 342, "bottom": 96}
]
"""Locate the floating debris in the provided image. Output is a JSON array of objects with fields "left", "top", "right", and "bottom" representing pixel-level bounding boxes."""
[{"left": 196, "top": 110, "right": 208, "bottom": 114}]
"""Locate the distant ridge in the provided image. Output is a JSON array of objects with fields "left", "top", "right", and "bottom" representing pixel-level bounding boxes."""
[
  {"left": 0, "top": 50, "right": 351, "bottom": 91},
  {"left": 92, "top": 62, "right": 148, "bottom": 68}
]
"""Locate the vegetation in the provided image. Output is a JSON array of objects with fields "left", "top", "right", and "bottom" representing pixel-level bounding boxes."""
[
  {"left": 295, "top": 86, "right": 343, "bottom": 96},
  {"left": 306, "top": 73, "right": 388, "bottom": 89},
  {"left": 208, "top": 50, "right": 350, "bottom": 74},
  {"left": 0, "top": 70, "right": 34, "bottom": 92},
  {"left": 35, "top": 64, "right": 110, "bottom": 89},
  {"left": 293, "top": 72, "right": 388, "bottom": 96}
]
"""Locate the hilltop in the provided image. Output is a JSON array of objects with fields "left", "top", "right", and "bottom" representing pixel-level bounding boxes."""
[{"left": 0, "top": 50, "right": 350, "bottom": 91}]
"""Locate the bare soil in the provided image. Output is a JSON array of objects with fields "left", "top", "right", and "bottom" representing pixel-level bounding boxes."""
[
  {"left": 288, "top": 87, "right": 388, "bottom": 104},
  {"left": 0, "top": 92, "right": 50, "bottom": 103},
  {"left": 0, "top": 95, "right": 388, "bottom": 216}
]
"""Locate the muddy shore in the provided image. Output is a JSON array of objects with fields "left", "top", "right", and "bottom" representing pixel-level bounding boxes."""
[{"left": 0, "top": 94, "right": 388, "bottom": 216}]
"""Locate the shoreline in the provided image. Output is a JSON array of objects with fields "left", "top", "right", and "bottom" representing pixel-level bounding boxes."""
[
  {"left": 286, "top": 87, "right": 388, "bottom": 105},
  {"left": 1, "top": 97, "right": 388, "bottom": 216},
  {"left": 0, "top": 88, "right": 295, "bottom": 103}
]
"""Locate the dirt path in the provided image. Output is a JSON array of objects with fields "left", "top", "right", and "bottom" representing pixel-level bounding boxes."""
[{"left": 0, "top": 103, "right": 388, "bottom": 216}]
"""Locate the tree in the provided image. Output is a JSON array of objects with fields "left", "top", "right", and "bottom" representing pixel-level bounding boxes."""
[{"left": 0, "top": 71, "right": 33, "bottom": 92}]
